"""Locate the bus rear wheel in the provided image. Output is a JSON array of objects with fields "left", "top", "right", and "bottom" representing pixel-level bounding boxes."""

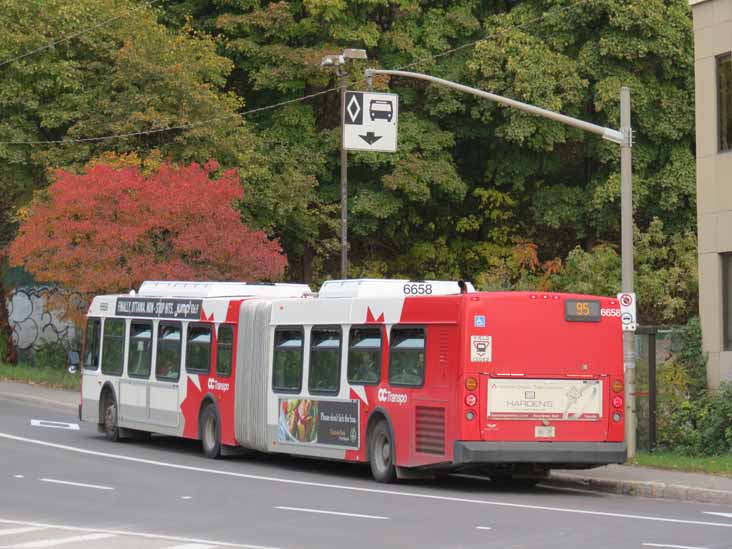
[
  {"left": 369, "top": 421, "right": 396, "bottom": 483},
  {"left": 102, "top": 393, "right": 120, "bottom": 442},
  {"left": 200, "top": 405, "right": 221, "bottom": 459}
]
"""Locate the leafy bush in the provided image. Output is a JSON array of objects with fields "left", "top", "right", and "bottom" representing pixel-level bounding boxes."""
[
  {"left": 656, "top": 318, "right": 732, "bottom": 455},
  {"left": 32, "top": 340, "right": 69, "bottom": 370}
]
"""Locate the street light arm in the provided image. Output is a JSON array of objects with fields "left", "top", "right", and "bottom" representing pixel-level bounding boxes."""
[{"left": 365, "top": 69, "right": 625, "bottom": 145}]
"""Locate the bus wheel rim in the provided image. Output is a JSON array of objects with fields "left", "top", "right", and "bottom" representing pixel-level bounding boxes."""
[
  {"left": 376, "top": 432, "right": 390, "bottom": 470},
  {"left": 205, "top": 415, "right": 216, "bottom": 449},
  {"left": 105, "top": 402, "right": 116, "bottom": 433}
]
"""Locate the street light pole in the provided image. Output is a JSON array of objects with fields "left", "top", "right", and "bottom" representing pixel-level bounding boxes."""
[
  {"left": 620, "top": 87, "right": 637, "bottom": 458},
  {"left": 338, "top": 64, "right": 348, "bottom": 278},
  {"left": 366, "top": 68, "right": 636, "bottom": 457},
  {"left": 321, "top": 49, "right": 368, "bottom": 279}
]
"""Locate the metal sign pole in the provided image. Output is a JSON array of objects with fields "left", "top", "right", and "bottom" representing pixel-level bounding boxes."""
[
  {"left": 339, "top": 67, "right": 348, "bottom": 279},
  {"left": 620, "top": 86, "right": 636, "bottom": 458}
]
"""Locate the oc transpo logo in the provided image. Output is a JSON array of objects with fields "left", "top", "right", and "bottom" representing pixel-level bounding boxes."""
[
  {"left": 377, "top": 388, "right": 408, "bottom": 405},
  {"left": 207, "top": 377, "right": 230, "bottom": 392}
]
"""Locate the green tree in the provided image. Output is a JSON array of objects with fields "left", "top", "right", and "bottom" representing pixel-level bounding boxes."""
[{"left": 0, "top": 0, "right": 257, "bottom": 361}]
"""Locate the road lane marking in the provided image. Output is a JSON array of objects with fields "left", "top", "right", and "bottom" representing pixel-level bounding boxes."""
[
  {"left": 1, "top": 431, "right": 731, "bottom": 530},
  {"left": 703, "top": 511, "right": 732, "bottom": 519},
  {"left": 165, "top": 545, "right": 218, "bottom": 549},
  {"left": 30, "top": 420, "right": 79, "bottom": 431},
  {"left": 0, "top": 519, "right": 276, "bottom": 549},
  {"left": 13, "top": 475, "right": 24, "bottom": 478},
  {"left": 0, "top": 527, "right": 45, "bottom": 536},
  {"left": 275, "top": 506, "right": 389, "bottom": 520},
  {"left": 642, "top": 544, "right": 711, "bottom": 549},
  {"left": 40, "top": 478, "right": 114, "bottom": 491},
  {"left": 1, "top": 532, "right": 115, "bottom": 547},
  {"left": 475, "top": 526, "right": 492, "bottom": 531}
]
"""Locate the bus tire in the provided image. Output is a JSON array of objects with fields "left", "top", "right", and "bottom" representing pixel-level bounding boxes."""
[
  {"left": 369, "top": 420, "right": 396, "bottom": 483},
  {"left": 102, "top": 392, "right": 120, "bottom": 442},
  {"left": 200, "top": 404, "right": 221, "bottom": 459}
]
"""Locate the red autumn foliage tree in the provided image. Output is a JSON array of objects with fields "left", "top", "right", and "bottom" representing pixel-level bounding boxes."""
[{"left": 9, "top": 161, "right": 287, "bottom": 294}]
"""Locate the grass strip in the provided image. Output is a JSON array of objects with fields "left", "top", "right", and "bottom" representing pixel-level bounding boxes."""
[
  {"left": 0, "top": 362, "right": 80, "bottom": 391},
  {"left": 631, "top": 451, "right": 732, "bottom": 478}
]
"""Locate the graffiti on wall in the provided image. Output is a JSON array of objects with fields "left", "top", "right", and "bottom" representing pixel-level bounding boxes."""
[{"left": 6, "top": 287, "right": 85, "bottom": 351}]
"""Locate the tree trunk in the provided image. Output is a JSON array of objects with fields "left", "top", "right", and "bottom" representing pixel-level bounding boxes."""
[{"left": 0, "top": 275, "right": 17, "bottom": 364}]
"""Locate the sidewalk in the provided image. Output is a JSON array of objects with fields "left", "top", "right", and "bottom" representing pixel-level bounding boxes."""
[
  {"left": 0, "top": 380, "right": 78, "bottom": 410},
  {"left": 549, "top": 464, "right": 732, "bottom": 505}
]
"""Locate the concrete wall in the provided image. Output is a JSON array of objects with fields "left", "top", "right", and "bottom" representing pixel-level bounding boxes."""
[{"left": 692, "top": 0, "right": 732, "bottom": 388}]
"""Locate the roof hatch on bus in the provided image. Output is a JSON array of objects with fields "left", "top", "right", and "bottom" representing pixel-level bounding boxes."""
[
  {"left": 318, "top": 279, "right": 475, "bottom": 298},
  {"left": 137, "top": 281, "right": 312, "bottom": 298}
]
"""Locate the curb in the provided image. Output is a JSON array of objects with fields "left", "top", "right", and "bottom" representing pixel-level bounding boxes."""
[{"left": 546, "top": 473, "right": 732, "bottom": 505}]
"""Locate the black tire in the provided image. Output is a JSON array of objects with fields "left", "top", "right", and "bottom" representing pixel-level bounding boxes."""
[
  {"left": 102, "top": 392, "right": 120, "bottom": 442},
  {"left": 200, "top": 405, "right": 221, "bottom": 459},
  {"left": 369, "top": 420, "right": 396, "bottom": 483}
]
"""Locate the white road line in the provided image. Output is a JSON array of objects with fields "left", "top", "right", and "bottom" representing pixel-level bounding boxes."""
[
  {"left": 703, "top": 511, "right": 732, "bottom": 519},
  {"left": 1, "top": 431, "right": 731, "bottom": 530},
  {"left": 13, "top": 475, "right": 24, "bottom": 479},
  {"left": 39, "top": 478, "right": 114, "bottom": 491},
  {"left": 0, "top": 532, "right": 115, "bottom": 547},
  {"left": 275, "top": 506, "right": 389, "bottom": 520},
  {"left": 0, "top": 527, "right": 45, "bottom": 536},
  {"left": 0, "top": 518, "right": 277, "bottom": 549},
  {"left": 475, "top": 526, "right": 492, "bottom": 531},
  {"left": 166, "top": 543, "right": 217, "bottom": 549},
  {"left": 30, "top": 420, "right": 79, "bottom": 431},
  {"left": 643, "top": 543, "right": 707, "bottom": 549}
]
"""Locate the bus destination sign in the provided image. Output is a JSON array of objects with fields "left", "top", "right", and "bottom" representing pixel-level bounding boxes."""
[
  {"left": 564, "top": 299, "right": 601, "bottom": 322},
  {"left": 115, "top": 297, "right": 203, "bottom": 320}
]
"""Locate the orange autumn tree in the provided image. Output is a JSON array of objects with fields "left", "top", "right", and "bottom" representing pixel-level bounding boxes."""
[{"left": 9, "top": 161, "right": 287, "bottom": 295}]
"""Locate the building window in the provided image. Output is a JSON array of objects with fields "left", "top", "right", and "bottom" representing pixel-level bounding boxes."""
[
  {"left": 719, "top": 53, "right": 732, "bottom": 152},
  {"left": 723, "top": 254, "right": 732, "bottom": 350}
]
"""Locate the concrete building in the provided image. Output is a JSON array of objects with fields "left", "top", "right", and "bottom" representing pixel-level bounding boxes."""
[{"left": 691, "top": 0, "right": 732, "bottom": 388}]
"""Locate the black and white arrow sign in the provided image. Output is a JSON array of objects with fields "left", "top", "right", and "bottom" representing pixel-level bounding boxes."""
[{"left": 343, "top": 91, "right": 398, "bottom": 152}]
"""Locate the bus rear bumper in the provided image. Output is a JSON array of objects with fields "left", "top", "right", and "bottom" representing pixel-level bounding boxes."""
[{"left": 453, "top": 441, "right": 627, "bottom": 466}]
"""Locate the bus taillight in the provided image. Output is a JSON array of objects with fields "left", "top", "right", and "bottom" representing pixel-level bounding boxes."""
[
  {"left": 465, "top": 394, "right": 477, "bottom": 407},
  {"left": 612, "top": 395, "right": 623, "bottom": 408},
  {"left": 612, "top": 379, "right": 623, "bottom": 393},
  {"left": 465, "top": 377, "right": 478, "bottom": 391}
]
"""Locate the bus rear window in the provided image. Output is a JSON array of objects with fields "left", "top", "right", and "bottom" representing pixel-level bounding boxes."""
[{"left": 389, "top": 327, "right": 425, "bottom": 387}]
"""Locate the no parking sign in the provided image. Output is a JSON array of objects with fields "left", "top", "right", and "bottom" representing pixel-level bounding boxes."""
[{"left": 617, "top": 292, "right": 637, "bottom": 332}]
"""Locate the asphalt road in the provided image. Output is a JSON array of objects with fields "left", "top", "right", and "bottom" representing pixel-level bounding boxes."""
[{"left": 0, "top": 394, "right": 731, "bottom": 549}]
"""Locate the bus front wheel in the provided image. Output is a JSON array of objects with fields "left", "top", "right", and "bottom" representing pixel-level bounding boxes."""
[
  {"left": 200, "top": 405, "right": 221, "bottom": 459},
  {"left": 369, "top": 421, "right": 396, "bottom": 483},
  {"left": 102, "top": 393, "right": 120, "bottom": 442}
]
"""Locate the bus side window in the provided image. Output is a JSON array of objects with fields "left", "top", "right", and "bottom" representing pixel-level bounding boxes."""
[
  {"left": 156, "top": 322, "right": 182, "bottom": 382},
  {"left": 186, "top": 324, "right": 212, "bottom": 374},
  {"left": 347, "top": 326, "right": 381, "bottom": 385},
  {"left": 216, "top": 324, "right": 234, "bottom": 377},
  {"left": 101, "top": 319, "right": 125, "bottom": 376},
  {"left": 272, "top": 327, "right": 303, "bottom": 393},
  {"left": 83, "top": 318, "right": 101, "bottom": 371},
  {"left": 128, "top": 321, "right": 152, "bottom": 378},
  {"left": 309, "top": 326, "right": 341, "bottom": 395},
  {"left": 389, "top": 327, "right": 426, "bottom": 387}
]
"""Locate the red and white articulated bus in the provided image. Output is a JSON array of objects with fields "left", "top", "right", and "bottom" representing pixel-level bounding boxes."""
[{"left": 79, "top": 279, "right": 626, "bottom": 483}]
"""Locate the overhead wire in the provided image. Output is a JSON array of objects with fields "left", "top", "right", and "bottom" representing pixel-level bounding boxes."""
[
  {"left": 0, "top": 0, "right": 593, "bottom": 146},
  {"left": 0, "top": 0, "right": 164, "bottom": 69}
]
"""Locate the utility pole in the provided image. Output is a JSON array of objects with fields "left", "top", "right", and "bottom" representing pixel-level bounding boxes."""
[
  {"left": 321, "top": 49, "right": 368, "bottom": 279},
  {"left": 620, "top": 87, "right": 636, "bottom": 458},
  {"left": 366, "top": 68, "right": 636, "bottom": 457}
]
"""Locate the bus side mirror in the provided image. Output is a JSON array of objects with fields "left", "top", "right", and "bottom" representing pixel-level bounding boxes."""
[{"left": 67, "top": 351, "right": 80, "bottom": 374}]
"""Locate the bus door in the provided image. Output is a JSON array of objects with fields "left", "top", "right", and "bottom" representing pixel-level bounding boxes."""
[
  {"left": 149, "top": 321, "right": 183, "bottom": 428},
  {"left": 80, "top": 318, "right": 102, "bottom": 422},
  {"left": 119, "top": 320, "right": 153, "bottom": 423}
]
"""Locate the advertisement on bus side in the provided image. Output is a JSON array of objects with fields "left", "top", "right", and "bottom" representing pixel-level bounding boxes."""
[{"left": 277, "top": 398, "right": 359, "bottom": 448}]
